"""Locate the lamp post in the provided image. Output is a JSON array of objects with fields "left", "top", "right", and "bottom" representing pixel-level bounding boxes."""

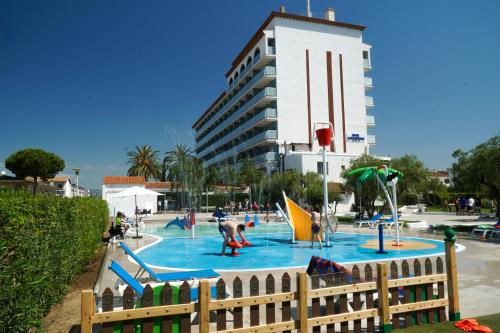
[{"left": 73, "top": 168, "right": 80, "bottom": 197}]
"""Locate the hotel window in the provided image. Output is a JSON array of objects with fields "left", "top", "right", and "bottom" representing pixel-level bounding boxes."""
[
  {"left": 317, "top": 162, "right": 329, "bottom": 175},
  {"left": 363, "top": 50, "right": 369, "bottom": 59},
  {"left": 254, "top": 47, "right": 261, "bottom": 58},
  {"left": 246, "top": 56, "right": 252, "bottom": 66}
]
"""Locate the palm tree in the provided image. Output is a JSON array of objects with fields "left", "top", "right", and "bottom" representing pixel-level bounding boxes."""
[
  {"left": 127, "top": 145, "right": 161, "bottom": 181},
  {"left": 164, "top": 144, "right": 195, "bottom": 209}
]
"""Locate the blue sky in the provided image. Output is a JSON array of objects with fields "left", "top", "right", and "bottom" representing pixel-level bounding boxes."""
[{"left": 1, "top": 0, "right": 499, "bottom": 189}]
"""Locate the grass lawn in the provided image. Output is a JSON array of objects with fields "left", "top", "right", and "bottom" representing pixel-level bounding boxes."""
[{"left": 393, "top": 313, "right": 500, "bottom": 332}]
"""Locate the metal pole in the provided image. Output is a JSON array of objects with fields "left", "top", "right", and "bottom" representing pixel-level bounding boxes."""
[
  {"left": 133, "top": 194, "right": 142, "bottom": 239},
  {"left": 358, "top": 183, "right": 362, "bottom": 222},
  {"left": 322, "top": 146, "right": 329, "bottom": 247},
  {"left": 392, "top": 181, "right": 400, "bottom": 246}
]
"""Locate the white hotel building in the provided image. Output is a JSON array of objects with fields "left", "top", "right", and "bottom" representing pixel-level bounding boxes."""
[{"left": 193, "top": 8, "right": 375, "bottom": 182}]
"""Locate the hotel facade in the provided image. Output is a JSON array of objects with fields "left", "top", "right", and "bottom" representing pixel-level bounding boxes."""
[{"left": 193, "top": 8, "right": 375, "bottom": 182}]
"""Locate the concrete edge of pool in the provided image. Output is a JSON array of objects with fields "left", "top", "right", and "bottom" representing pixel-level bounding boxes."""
[{"left": 127, "top": 231, "right": 466, "bottom": 272}]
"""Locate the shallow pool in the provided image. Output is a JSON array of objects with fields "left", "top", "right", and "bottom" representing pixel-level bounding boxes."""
[{"left": 135, "top": 223, "right": 458, "bottom": 271}]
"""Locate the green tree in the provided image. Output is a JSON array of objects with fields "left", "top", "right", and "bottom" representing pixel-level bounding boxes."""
[
  {"left": 127, "top": 145, "right": 161, "bottom": 181},
  {"left": 5, "top": 148, "right": 65, "bottom": 195},
  {"left": 164, "top": 144, "right": 194, "bottom": 209},
  {"left": 390, "top": 155, "right": 431, "bottom": 204},
  {"left": 270, "top": 170, "right": 302, "bottom": 202},
  {"left": 301, "top": 172, "right": 341, "bottom": 208},
  {"left": 422, "top": 177, "right": 447, "bottom": 206},
  {"left": 185, "top": 157, "right": 205, "bottom": 211},
  {"left": 342, "top": 154, "right": 386, "bottom": 217},
  {"left": 451, "top": 135, "right": 500, "bottom": 216},
  {"left": 238, "top": 158, "right": 265, "bottom": 206}
]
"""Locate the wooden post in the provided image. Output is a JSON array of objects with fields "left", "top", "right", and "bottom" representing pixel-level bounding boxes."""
[
  {"left": 250, "top": 275, "right": 260, "bottom": 326},
  {"left": 266, "top": 274, "right": 276, "bottom": 324},
  {"left": 389, "top": 261, "right": 400, "bottom": 329},
  {"left": 365, "top": 264, "right": 375, "bottom": 333},
  {"left": 377, "top": 263, "right": 391, "bottom": 333},
  {"left": 199, "top": 280, "right": 210, "bottom": 333},
  {"left": 161, "top": 283, "right": 174, "bottom": 333},
  {"left": 297, "top": 272, "right": 308, "bottom": 333},
  {"left": 81, "top": 290, "right": 94, "bottom": 333},
  {"left": 445, "top": 241, "right": 460, "bottom": 320},
  {"left": 352, "top": 265, "right": 362, "bottom": 333},
  {"left": 216, "top": 278, "right": 227, "bottom": 331},
  {"left": 282, "top": 273, "right": 292, "bottom": 333},
  {"left": 179, "top": 281, "right": 191, "bottom": 333},
  {"left": 233, "top": 277, "right": 243, "bottom": 329}
]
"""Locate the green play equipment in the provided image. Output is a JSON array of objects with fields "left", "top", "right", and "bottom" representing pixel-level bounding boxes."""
[{"left": 347, "top": 165, "right": 403, "bottom": 246}]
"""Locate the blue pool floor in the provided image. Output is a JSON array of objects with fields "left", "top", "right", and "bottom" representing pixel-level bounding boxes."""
[{"left": 136, "top": 229, "right": 448, "bottom": 271}]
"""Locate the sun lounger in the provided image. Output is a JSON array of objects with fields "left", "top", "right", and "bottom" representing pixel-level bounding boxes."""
[
  {"left": 491, "top": 229, "right": 500, "bottom": 239},
  {"left": 353, "top": 213, "right": 382, "bottom": 228},
  {"left": 374, "top": 215, "right": 403, "bottom": 231},
  {"left": 109, "top": 260, "right": 219, "bottom": 300},
  {"left": 119, "top": 242, "right": 220, "bottom": 281},
  {"left": 471, "top": 225, "right": 495, "bottom": 239}
]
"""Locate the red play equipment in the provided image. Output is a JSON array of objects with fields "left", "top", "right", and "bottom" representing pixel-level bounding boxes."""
[
  {"left": 455, "top": 319, "right": 492, "bottom": 333},
  {"left": 316, "top": 127, "right": 332, "bottom": 146}
]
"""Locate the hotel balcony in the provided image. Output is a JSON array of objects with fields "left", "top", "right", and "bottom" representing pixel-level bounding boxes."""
[
  {"left": 196, "top": 66, "right": 277, "bottom": 140},
  {"left": 363, "top": 58, "right": 372, "bottom": 72},
  {"left": 254, "top": 151, "right": 278, "bottom": 164},
  {"left": 196, "top": 86, "right": 277, "bottom": 150},
  {"left": 227, "top": 48, "right": 276, "bottom": 93},
  {"left": 364, "top": 77, "right": 373, "bottom": 90},
  {"left": 365, "top": 95, "right": 374, "bottom": 108},
  {"left": 367, "top": 135, "right": 376, "bottom": 145},
  {"left": 366, "top": 114, "right": 375, "bottom": 126},
  {"left": 204, "top": 129, "right": 278, "bottom": 166},
  {"left": 197, "top": 107, "right": 277, "bottom": 157}
]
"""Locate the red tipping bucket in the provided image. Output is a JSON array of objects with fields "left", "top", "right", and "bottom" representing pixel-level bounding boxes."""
[{"left": 316, "top": 128, "right": 332, "bottom": 146}]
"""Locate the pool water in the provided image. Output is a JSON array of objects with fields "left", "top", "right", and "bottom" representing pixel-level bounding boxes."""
[{"left": 136, "top": 223, "right": 454, "bottom": 271}]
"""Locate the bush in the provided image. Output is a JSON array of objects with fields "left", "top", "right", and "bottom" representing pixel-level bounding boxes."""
[{"left": 0, "top": 190, "right": 108, "bottom": 332}]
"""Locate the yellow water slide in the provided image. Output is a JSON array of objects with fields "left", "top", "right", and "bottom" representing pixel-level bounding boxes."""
[{"left": 283, "top": 192, "right": 322, "bottom": 241}]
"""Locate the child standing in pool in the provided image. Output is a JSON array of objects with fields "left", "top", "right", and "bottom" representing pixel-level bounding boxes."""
[{"left": 311, "top": 206, "right": 323, "bottom": 249}]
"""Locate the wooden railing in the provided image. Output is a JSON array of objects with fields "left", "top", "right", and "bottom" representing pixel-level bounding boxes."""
[{"left": 81, "top": 241, "right": 460, "bottom": 333}]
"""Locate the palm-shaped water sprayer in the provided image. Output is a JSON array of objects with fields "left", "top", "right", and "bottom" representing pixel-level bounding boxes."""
[{"left": 347, "top": 165, "right": 403, "bottom": 246}]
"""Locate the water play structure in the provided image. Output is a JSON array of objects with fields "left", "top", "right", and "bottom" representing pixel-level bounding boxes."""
[
  {"left": 347, "top": 165, "right": 403, "bottom": 246},
  {"left": 313, "top": 121, "right": 335, "bottom": 246},
  {"left": 281, "top": 192, "right": 321, "bottom": 242}
]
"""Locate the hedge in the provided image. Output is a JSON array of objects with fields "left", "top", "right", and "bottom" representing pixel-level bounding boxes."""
[{"left": 0, "top": 190, "right": 108, "bottom": 332}]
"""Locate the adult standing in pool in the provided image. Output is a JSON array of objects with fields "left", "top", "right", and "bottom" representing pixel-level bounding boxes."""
[
  {"left": 310, "top": 206, "right": 323, "bottom": 249},
  {"left": 220, "top": 221, "right": 250, "bottom": 256}
]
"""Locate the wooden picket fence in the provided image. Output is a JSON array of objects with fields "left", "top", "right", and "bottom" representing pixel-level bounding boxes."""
[{"left": 81, "top": 242, "right": 460, "bottom": 333}]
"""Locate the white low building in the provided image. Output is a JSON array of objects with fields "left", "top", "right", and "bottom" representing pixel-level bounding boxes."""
[
  {"left": 48, "top": 176, "right": 73, "bottom": 197},
  {"left": 193, "top": 7, "right": 376, "bottom": 182},
  {"left": 102, "top": 176, "right": 172, "bottom": 216}
]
